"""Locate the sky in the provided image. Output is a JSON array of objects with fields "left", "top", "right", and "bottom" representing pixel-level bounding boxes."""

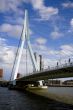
[{"left": 0, "top": 0, "right": 73, "bottom": 80}]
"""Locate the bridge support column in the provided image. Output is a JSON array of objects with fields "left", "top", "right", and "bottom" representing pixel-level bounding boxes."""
[
  {"left": 38, "top": 80, "right": 43, "bottom": 87},
  {"left": 13, "top": 80, "right": 16, "bottom": 85}
]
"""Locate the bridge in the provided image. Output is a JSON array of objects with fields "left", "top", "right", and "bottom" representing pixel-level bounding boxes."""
[
  {"left": 9, "top": 10, "right": 73, "bottom": 88},
  {"left": 17, "top": 65, "right": 73, "bottom": 81}
]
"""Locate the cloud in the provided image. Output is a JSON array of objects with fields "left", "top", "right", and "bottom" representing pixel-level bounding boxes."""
[
  {"left": 0, "top": 23, "right": 22, "bottom": 37},
  {"left": 4, "top": 16, "right": 24, "bottom": 25},
  {"left": 0, "top": 37, "right": 34, "bottom": 80},
  {"left": 0, "top": 0, "right": 58, "bottom": 22},
  {"left": 36, "top": 37, "right": 47, "bottom": 44},
  {"left": 50, "top": 26, "right": 64, "bottom": 39},
  {"left": 30, "top": 0, "right": 59, "bottom": 20},
  {"left": 60, "top": 45, "right": 73, "bottom": 57},
  {"left": 39, "top": 7, "right": 58, "bottom": 20},
  {"left": 48, "top": 44, "right": 73, "bottom": 58},
  {"left": 47, "top": 44, "right": 73, "bottom": 67},
  {"left": 0, "top": 0, "right": 24, "bottom": 15},
  {"left": 0, "top": 37, "right": 73, "bottom": 80},
  {"left": 43, "top": 58, "right": 58, "bottom": 68},
  {"left": 0, "top": 37, "right": 7, "bottom": 46},
  {"left": 70, "top": 18, "right": 73, "bottom": 27},
  {"left": 51, "top": 31, "right": 63, "bottom": 39},
  {"left": 0, "top": 0, "right": 73, "bottom": 80},
  {"left": 62, "top": 1, "right": 73, "bottom": 8},
  {"left": 32, "top": 43, "right": 73, "bottom": 68},
  {"left": 0, "top": 23, "right": 33, "bottom": 38},
  {"left": 68, "top": 18, "right": 73, "bottom": 33},
  {"left": 0, "top": 37, "right": 15, "bottom": 64},
  {"left": 32, "top": 40, "right": 73, "bottom": 61},
  {"left": 0, "top": 38, "right": 15, "bottom": 80}
]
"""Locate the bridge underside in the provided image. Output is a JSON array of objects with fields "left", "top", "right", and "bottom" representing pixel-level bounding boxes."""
[
  {"left": 16, "top": 66, "right": 73, "bottom": 82},
  {"left": 16, "top": 81, "right": 39, "bottom": 87}
]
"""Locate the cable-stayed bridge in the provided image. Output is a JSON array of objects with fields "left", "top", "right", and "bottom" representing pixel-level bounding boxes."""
[
  {"left": 9, "top": 10, "right": 73, "bottom": 87},
  {"left": 17, "top": 64, "right": 73, "bottom": 82}
]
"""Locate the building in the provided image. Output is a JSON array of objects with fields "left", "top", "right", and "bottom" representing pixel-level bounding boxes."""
[
  {"left": 44, "top": 79, "right": 62, "bottom": 86},
  {"left": 0, "top": 69, "right": 3, "bottom": 80},
  {"left": 63, "top": 80, "right": 73, "bottom": 86},
  {"left": 16, "top": 73, "right": 22, "bottom": 79}
]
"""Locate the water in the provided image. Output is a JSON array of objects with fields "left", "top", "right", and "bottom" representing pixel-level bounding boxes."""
[
  {"left": 48, "top": 87, "right": 73, "bottom": 96},
  {"left": 0, "top": 87, "right": 73, "bottom": 110}
]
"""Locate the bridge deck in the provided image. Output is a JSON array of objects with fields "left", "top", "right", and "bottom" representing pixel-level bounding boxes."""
[{"left": 16, "top": 65, "right": 73, "bottom": 81}]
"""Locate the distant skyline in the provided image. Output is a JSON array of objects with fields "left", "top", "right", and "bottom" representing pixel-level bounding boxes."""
[{"left": 0, "top": 0, "right": 73, "bottom": 80}]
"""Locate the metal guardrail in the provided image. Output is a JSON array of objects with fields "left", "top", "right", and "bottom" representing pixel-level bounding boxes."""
[
  {"left": 40, "top": 62, "right": 73, "bottom": 73},
  {"left": 22, "top": 59, "right": 73, "bottom": 77},
  {"left": 27, "top": 62, "right": 73, "bottom": 76}
]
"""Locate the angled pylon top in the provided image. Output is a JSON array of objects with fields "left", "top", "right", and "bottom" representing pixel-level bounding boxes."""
[
  {"left": 24, "top": 9, "right": 29, "bottom": 40},
  {"left": 12, "top": 9, "right": 38, "bottom": 82}
]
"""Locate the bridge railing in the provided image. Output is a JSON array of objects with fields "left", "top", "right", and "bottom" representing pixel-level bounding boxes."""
[
  {"left": 31, "top": 61, "right": 73, "bottom": 75},
  {"left": 42, "top": 62, "right": 73, "bottom": 72},
  {"left": 24, "top": 60, "right": 73, "bottom": 76}
]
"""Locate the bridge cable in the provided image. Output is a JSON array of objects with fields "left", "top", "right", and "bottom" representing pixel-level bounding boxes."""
[{"left": 26, "top": 36, "right": 28, "bottom": 76}]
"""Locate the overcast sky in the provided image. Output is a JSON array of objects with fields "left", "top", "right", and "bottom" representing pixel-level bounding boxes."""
[{"left": 0, "top": 0, "right": 73, "bottom": 80}]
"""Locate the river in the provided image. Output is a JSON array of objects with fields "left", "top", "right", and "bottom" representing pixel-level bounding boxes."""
[
  {"left": 0, "top": 87, "right": 73, "bottom": 110},
  {"left": 48, "top": 87, "right": 73, "bottom": 96}
]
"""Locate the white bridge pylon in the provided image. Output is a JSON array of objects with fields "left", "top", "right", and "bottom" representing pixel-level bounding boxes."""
[{"left": 13, "top": 10, "right": 39, "bottom": 80}]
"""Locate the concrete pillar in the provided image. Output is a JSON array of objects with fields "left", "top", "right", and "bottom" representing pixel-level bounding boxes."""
[
  {"left": 38, "top": 80, "right": 43, "bottom": 86},
  {"left": 13, "top": 80, "right": 16, "bottom": 85}
]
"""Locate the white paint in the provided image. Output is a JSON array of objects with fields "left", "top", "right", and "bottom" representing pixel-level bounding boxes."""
[
  {"left": 13, "top": 10, "right": 39, "bottom": 83},
  {"left": 13, "top": 10, "right": 27, "bottom": 80},
  {"left": 27, "top": 40, "right": 39, "bottom": 71},
  {"left": 38, "top": 80, "right": 43, "bottom": 86}
]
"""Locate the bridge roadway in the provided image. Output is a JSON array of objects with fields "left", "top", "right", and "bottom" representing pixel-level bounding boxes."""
[{"left": 16, "top": 64, "right": 73, "bottom": 84}]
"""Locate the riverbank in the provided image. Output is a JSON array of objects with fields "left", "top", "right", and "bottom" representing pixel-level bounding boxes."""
[{"left": 26, "top": 86, "right": 73, "bottom": 105}]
